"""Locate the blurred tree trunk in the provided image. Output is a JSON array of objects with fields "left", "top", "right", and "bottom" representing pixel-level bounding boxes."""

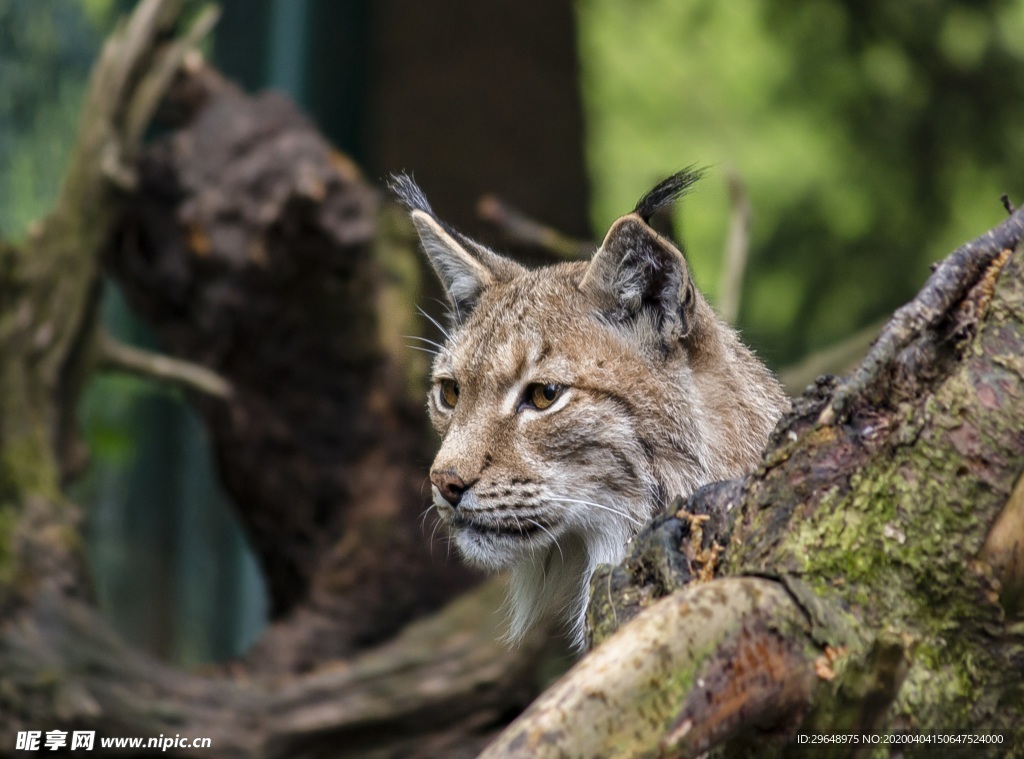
[
  {"left": 0, "top": 2, "right": 1022, "bottom": 758},
  {"left": 362, "top": 0, "right": 592, "bottom": 246}
]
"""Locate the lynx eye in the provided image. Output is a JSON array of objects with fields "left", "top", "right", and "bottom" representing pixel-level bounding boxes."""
[
  {"left": 527, "top": 383, "right": 563, "bottom": 411},
  {"left": 438, "top": 379, "right": 460, "bottom": 409}
]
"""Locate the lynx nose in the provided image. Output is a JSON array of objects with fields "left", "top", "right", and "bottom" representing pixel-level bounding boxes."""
[{"left": 431, "top": 470, "right": 469, "bottom": 507}]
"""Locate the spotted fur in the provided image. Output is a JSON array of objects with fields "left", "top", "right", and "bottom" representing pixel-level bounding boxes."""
[{"left": 396, "top": 171, "right": 789, "bottom": 649}]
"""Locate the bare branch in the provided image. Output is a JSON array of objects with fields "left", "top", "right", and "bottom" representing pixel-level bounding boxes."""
[
  {"left": 98, "top": 332, "right": 232, "bottom": 399},
  {"left": 777, "top": 318, "right": 887, "bottom": 395},
  {"left": 718, "top": 169, "right": 751, "bottom": 325},
  {"left": 122, "top": 4, "right": 220, "bottom": 152},
  {"left": 819, "top": 205, "right": 1024, "bottom": 424},
  {"left": 477, "top": 194, "right": 593, "bottom": 259}
]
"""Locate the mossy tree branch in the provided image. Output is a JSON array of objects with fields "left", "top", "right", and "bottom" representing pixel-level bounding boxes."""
[{"left": 501, "top": 216, "right": 1024, "bottom": 757}]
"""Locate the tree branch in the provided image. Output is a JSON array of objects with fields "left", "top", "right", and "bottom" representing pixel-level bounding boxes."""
[
  {"left": 0, "top": 0, "right": 217, "bottom": 601},
  {"left": 819, "top": 205, "right": 1024, "bottom": 424},
  {"left": 717, "top": 169, "right": 751, "bottom": 325},
  {"left": 777, "top": 317, "right": 887, "bottom": 395},
  {"left": 476, "top": 194, "right": 594, "bottom": 258},
  {"left": 0, "top": 580, "right": 552, "bottom": 759},
  {"left": 481, "top": 578, "right": 834, "bottom": 758},
  {"left": 97, "top": 331, "right": 232, "bottom": 398}
]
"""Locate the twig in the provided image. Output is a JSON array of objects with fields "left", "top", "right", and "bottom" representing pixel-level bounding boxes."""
[
  {"left": 718, "top": 169, "right": 751, "bottom": 325},
  {"left": 1002, "top": 194, "right": 1016, "bottom": 215},
  {"left": 476, "top": 194, "right": 593, "bottom": 259},
  {"left": 778, "top": 318, "right": 888, "bottom": 396},
  {"left": 819, "top": 206, "right": 1024, "bottom": 425},
  {"left": 123, "top": 4, "right": 220, "bottom": 152},
  {"left": 98, "top": 331, "right": 232, "bottom": 398}
]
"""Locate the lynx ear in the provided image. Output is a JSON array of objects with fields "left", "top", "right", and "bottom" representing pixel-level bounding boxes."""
[
  {"left": 581, "top": 215, "right": 695, "bottom": 347},
  {"left": 409, "top": 210, "right": 497, "bottom": 311},
  {"left": 581, "top": 169, "right": 703, "bottom": 348},
  {"left": 390, "top": 173, "right": 521, "bottom": 315}
]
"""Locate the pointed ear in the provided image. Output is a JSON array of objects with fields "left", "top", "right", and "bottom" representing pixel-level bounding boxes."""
[
  {"left": 580, "top": 214, "right": 696, "bottom": 347},
  {"left": 409, "top": 209, "right": 498, "bottom": 313},
  {"left": 390, "top": 173, "right": 522, "bottom": 315}
]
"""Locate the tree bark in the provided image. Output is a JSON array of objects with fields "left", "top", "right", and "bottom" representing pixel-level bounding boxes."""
[{"left": 1, "top": 1, "right": 1022, "bottom": 757}]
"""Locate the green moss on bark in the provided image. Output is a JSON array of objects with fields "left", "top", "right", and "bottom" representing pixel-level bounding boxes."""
[{"left": 725, "top": 248, "right": 1024, "bottom": 741}]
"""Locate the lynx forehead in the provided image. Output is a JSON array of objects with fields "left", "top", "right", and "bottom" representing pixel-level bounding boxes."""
[{"left": 393, "top": 170, "right": 789, "bottom": 649}]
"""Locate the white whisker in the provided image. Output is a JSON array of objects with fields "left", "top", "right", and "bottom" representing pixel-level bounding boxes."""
[
  {"left": 406, "top": 344, "right": 441, "bottom": 357},
  {"left": 405, "top": 334, "right": 452, "bottom": 355},
  {"left": 524, "top": 528, "right": 547, "bottom": 589},
  {"left": 417, "top": 305, "right": 454, "bottom": 342},
  {"left": 421, "top": 504, "right": 443, "bottom": 558},
  {"left": 551, "top": 496, "right": 645, "bottom": 528},
  {"left": 527, "top": 518, "right": 563, "bottom": 562},
  {"left": 427, "top": 296, "right": 461, "bottom": 324},
  {"left": 430, "top": 517, "right": 444, "bottom": 548}
]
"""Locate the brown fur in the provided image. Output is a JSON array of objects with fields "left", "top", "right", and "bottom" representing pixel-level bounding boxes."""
[{"left": 395, "top": 172, "right": 790, "bottom": 648}]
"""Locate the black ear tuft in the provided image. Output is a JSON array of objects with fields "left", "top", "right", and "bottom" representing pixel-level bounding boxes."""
[
  {"left": 633, "top": 166, "right": 705, "bottom": 224},
  {"left": 388, "top": 172, "right": 482, "bottom": 252},
  {"left": 388, "top": 173, "right": 527, "bottom": 318},
  {"left": 388, "top": 172, "right": 435, "bottom": 216}
]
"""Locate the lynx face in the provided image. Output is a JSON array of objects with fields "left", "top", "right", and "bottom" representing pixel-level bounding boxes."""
[
  {"left": 426, "top": 271, "right": 661, "bottom": 592},
  {"left": 394, "top": 171, "right": 788, "bottom": 648}
]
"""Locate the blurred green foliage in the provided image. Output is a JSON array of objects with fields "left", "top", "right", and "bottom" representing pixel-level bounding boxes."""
[
  {"left": 0, "top": 0, "right": 96, "bottom": 239},
  {"left": 578, "top": 0, "right": 1024, "bottom": 364}
]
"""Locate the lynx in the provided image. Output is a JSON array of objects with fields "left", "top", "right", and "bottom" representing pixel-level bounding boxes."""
[{"left": 394, "top": 170, "right": 789, "bottom": 649}]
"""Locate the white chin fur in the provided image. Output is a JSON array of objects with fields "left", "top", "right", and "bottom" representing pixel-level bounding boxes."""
[
  {"left": 505, "top": 524, "right": 632, "bottom": 651},
  {"left": 443, "top": 492, "right": 638, "bottom": 650},
  {"left": 453, "top": 527, "right": 545, "bottom": 569}
]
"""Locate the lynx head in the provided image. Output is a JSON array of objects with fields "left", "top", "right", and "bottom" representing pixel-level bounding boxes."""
[{"left": 393, "top": 171, "right": 787, "bottom": 649}]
